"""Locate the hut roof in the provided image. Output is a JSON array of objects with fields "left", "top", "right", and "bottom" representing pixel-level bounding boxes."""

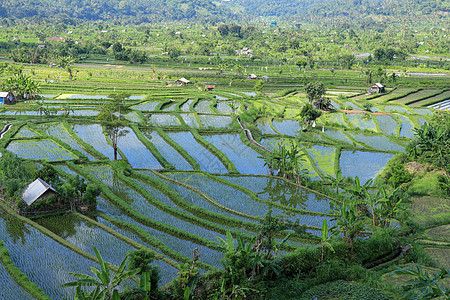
[
  {"left": 22, "top": 178, "right": 57, "bottom": 206},
  {"left": 205, "top": 85, "right": 215, "bottom": 89},
  {"left": 176, "top": 77, "right": 191, "bottom": 84},
  {"left": 0, "top": 92, "right": 11, "bottom": 97}
]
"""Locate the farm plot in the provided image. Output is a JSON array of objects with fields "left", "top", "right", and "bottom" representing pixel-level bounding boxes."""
[
  {"left": 165, "top": 173, "right": 332, "bottom": 227},
  {"left": 344, "top": 101, "right": 362, "bottom": 110},
  {"left": 13, "top": 126, "right": 40, "bottom": 138},
  {"left": 165, "top": 131, "right": 228, "bottom": 174},
  {"left": 394, "top": 89, "right": 440, "bottom": 104},
  {"left": 143, "top": 131, "right": 193, "bottom": 170},
  {"left": 194, "top": 100, "right": 213, "bottom": 113},
  {"left": 117, "top": 128, "right": 162, "bottom": 169},
  {"left": 305, "top": 145, "right": 336, "bottom": 176},
  {"left": 0, "top": 216, "right": 97, "bottom": 299},
  {"left": 339, "top": 150, "right": 395, "bottom": 184},
  {"left": 346, "top": 114, "right": 377, "bottom": 131},
  {"left": 162, "top": 102, "right": 178, "bottom": 111},
  {"left": 382, "top": 105, "right": 412, "bottom": 114},
  {"left": 71, "top": 110, "right": 100, "bottom": 116},
  {"left": 411, "top": 90, "right": 450, "bottom": 107},
  {"left": 198, "top": 115, "right": 233, "bottom": 128},
  {"left": 96, "top": 217, "right": 180, "bottom": 284},
  {"left": 396, "top": 115, "right": 415, "bottom": 138},
  {"left": 216, "top": 102, "right": 234, "bottom": 114},
  {"left": 35, "top": 214, "right": 137, "bottom": 268},
  {"left": 272, "top": 119, "right": 301, "bottom": 136},
  {"left": 180, "top": 113, "right": 199, "bottom": 127},
  {"left": 0, "top": 249, "right": 34, "bottom": 300},
  {"left": 326, "top": 112, "right": 348, "bottom": 126},
  {"left": 139, "top": 171, "right": 257, "bottom": 224},
  {"left": 424, "top": 225, "right": 450, "bottom": 243},
  {"left": 323, "top": 128, "right": 354, "bottom": 145},
  {"left": 411, "top": 108, "right": 433, "bottom": 115},
  {"left": 180, "top": 99, "right": 194, "bottom": 112},
  {"left": 428, "top": 99, "right": 450, "bottom": 110},
  {"left": 424, "top": 247, "right": 450, "bottom": 269},
  {"left": 219, "top": 176, "right": 333, "bottom": 214},
  {"left": 347, "top": 133, "right": 405, "bottom": 152},
  {"left": 148, "top": 114, "right": 180, "bottom": 126},
  {"left": 6, "top": 139, "right": 77, "bottom": 161},
  {"left": 72, "top": 124, "right": 119, "bottom": 160},
  {"left": 260, "top": 138, "right": 286, "bottom": 151},
  {"left": 202, "top": 134, "right": 267, "bottom": 175},
  {"left": 131, "top": 101, "right": 160, "bottom": 111},
  {"left": 375, "top": 115, "right": 399, "bottom": 136},
  {"left": 124, "top": 111, "right": 143, "bottom": 123},
  {"left": 39, "top": 123, "right": 96, "bottom": 160},
  {"left": 256, "top": 118, "right": 278, "bottom": 135}
]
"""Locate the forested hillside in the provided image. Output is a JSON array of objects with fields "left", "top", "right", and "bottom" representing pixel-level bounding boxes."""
[{"left": 0, "top": 0, "right": 448, "bottom": 24}]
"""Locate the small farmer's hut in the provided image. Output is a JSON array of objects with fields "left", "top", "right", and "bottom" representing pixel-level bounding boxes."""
[
  {"left": 205, "top": 85, "right": 215, "bottom": 91},
  {"left": 22, "top": 178, "right": 58, "bottom": 206},
  {"left": 0, "top": 92, "right": 15, "bottom": 105},
  {"left": 175, "top": 78, "right": 191, "bottom": 86},
  {"left": 368, "top": 83, "right": 385, "bottom": 94}
]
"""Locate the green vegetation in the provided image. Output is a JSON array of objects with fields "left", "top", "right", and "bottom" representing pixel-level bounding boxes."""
[{"left": 0, "top": 10, "right": 448, "bottom": 299}]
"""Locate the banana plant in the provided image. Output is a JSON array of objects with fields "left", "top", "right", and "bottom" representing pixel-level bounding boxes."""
[
  {"left": 320, "top": 220, "right": 335, "bottom": 263},
  {"left": 63, "top": 247, "right": 139, "bottom": 300}
]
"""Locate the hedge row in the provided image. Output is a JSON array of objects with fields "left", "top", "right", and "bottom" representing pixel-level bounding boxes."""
[
  {"left": 0, "top": 241, "right": 52, "bottom": 300},
  {"left": 97, "top": 213, "right": 214, "bottom": 271}
]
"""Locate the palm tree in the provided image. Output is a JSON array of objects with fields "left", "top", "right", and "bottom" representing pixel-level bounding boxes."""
[{"left": 59, "top": 56, "right": 76, "bottom": 80}]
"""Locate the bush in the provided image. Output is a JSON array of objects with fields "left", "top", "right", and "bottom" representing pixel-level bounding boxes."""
[{"left": 300, "top": 280, "right": 392, "bottom": 300}]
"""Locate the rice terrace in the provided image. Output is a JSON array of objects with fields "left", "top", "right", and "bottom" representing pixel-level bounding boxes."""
[{"left": 0, "top": 8, "right": 449, "bottom": 299}]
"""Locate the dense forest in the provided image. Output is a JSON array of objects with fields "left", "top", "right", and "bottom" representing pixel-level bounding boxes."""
[{"left": 0, "top": 0, "right": 448, "bottom": 25}]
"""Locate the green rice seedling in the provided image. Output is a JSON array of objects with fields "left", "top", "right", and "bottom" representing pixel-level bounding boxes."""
[
  {"left": 375, "top": 115, "right": 399, "bottom": 136},
  {"left": 13, "top": 126, "right": 40, "bottom": 138},
  {"left": 256, "top": 118, "right": 278, "bottom": 135},
  {"left": 219, "top": 176, "right": 333, "bottom": 214},
  {"left": 339, "top": 150, "right": 395, "bottom": 184},
  {"left": 347, "top": 114, "right": 377, "bottom": 131},
  {"left": 180, "top": 113, "right": 200, "bottom": 128},
  {"left": 347, "top": 133, "right": 405, "bottom": 152},
  {"left": 305, "top": 145, "right": 336, "bottom": 177},
  {"left": 142, "top": 131, "right": 193, "bottom": 170},
  {"left": 198, "top": 115, "right": 233, "bottom": 128},
  {"left": 194, "top": 100, "right": 213, "bottom": 113},
  {"left": 117, "top": 127, "right": 163, "bottom": 169},
  {"left": 165, "top": 131, "right": 228, "bottom": 173},
  {"left": 72, "top": 124, "right": 119, "bottom": 160},
  {"left": 0, "top": 242, "right": 41, "bottom": 300},
  {"left": 38, "top": 123, "right": 97, "bottom": 160},
  {"left": 202, "top": 134, "right": 267, "bottom": 175},
  {"left": 148, "top": 114, "right": 181, "bottom": 126},
  {"left": 6, "top": 139, "right": 78, "bottom": 161},
  {"left": 0, "top": 216, "right": 97, "bottom": 299}
]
